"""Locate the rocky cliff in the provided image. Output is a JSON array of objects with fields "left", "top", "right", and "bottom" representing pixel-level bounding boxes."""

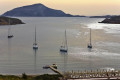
[{"left": 0, "top": 16, "right": 24, "bottom": 25}]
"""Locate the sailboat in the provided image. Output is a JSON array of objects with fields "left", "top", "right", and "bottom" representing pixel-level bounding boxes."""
[
  {"left": 88, "top": 28, "right": 92, "bottom": 49},
  {"left": 33, "top": 27, "right": 38, "bottom": 49},
  {"left": 60, "top": 30, "right": 68, "bottom": 52},
  {"left": 8, "top": 19, "right": 14, "bottom": 38}
]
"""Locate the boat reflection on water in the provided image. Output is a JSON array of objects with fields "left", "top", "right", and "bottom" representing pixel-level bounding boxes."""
[
  {"left": 33, "top": 49, "right": 38, "bottom": 72},
  {"left": 8, "top": 37, "right": 12, "bottom": 62},
  {"left": 60, "top": 51, "right": 68, "bottom": 74},
  {"left": 88, "top": 48, "right": 92, "bottom": 52}
]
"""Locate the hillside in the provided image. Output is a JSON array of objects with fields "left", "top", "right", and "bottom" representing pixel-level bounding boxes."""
[{"left": 2, "top": 3, "right": 85, "bottom": 17}]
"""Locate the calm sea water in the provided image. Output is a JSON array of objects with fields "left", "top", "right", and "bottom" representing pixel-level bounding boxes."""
[{"left": 0, "top": 17, "right": 120, "bottom": 75}]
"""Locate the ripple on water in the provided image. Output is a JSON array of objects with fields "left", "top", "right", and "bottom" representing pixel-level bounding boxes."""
[
  {"left": 87, "top": 23, "right": 120, "bottom": 34},
  {"left": 68, "top": 47, "right": 120, "bottom": 60}
]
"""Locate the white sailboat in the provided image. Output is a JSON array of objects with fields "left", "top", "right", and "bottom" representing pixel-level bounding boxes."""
[
  {"left": 88, "top": 28, "right": 92, "bottom": 49},
  {"left": 60, "top": 30, "right": 68, "bottom": 52},
  {"left": 33, "top": 27, "right": 38, "bottom": 49},
  {"left": 8, "top": 18, "right": 14, "bottom": 38}
]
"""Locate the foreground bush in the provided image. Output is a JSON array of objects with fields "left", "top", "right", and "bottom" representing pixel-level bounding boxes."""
[{"left": 0, "top": 74, "right": 62, "bottom": 80}]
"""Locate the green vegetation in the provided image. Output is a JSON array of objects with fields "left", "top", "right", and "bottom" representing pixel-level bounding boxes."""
[
  {"left": 0, "top": 74, "right": 62, "bottom": 80},
  {"left": 0, "top": 75, "right": 21, "bottom": 80},
  {"left": 22, "top": 73, "right": 27, "bottom": 79},
  {"left": 34, "top": 74, "right": 61, "bottom": 80}
]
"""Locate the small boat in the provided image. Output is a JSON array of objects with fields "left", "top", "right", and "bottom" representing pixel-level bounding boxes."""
[
  {"left": 88, "top": 28, "right": 92, "bottom": 49},
  {"left": 60, "top": 30, "right": 68, "bottom": 53},
  {"left": 8, "top": 34, "right": 14, "bottom": 38},
  {"left": 43, "top": 65, "right": 50, "bottom": 69},
  {"left": 33, "top": 27, "right": 38, "bottom": 49},
  {"left": 8, "top": 19, "right": 14, "bottom": 38},
  {"left": 52, "top": 64, "right": 57, "bottom": 69},
  {"left": 43, "top": 64, "right": 57, "bottom": 69}
]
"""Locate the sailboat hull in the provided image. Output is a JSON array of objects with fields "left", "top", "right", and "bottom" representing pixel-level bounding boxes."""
[
  {"left": 33, "top": 47, "right": 38, "bottom": 49},
  {"left": 8, "top": 35, "right": 14, "bottom": 38},
  {"left": 33, "top": 44, "right": 38, "bottom": 49},
  {"left": 88, "top": 45, "right": 92, "bottom": 49},
  {"left": 60, "top": 49, "right": 67, "bottom": 52}
]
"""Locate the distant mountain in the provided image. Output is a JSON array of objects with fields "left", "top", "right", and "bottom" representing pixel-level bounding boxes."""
[
  {"left": 2, "top": 3, "right": 85, "bottom": 17},
  {"left": 99, "top": 16, "right": 120, "bottom": 24},
  {"left": 89, "top": 15, "right": 113, "bottom": 18}
]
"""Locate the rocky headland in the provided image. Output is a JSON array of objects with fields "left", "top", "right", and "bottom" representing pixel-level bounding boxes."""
[
  {"left": 99, "top": 16, "right": 120, "bottom": 24},
  {"left": 0, "top": 16, "right": 24, "bottom": 25}
]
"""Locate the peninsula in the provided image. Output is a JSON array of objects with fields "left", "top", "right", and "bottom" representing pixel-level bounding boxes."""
[
  {"left": 99, "top": 16, "right": 120, "bottom": 24},
  {"left": 0, "top": 16, "right": 24, "bottom": 25}
]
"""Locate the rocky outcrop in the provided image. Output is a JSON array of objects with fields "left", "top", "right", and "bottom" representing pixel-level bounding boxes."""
[
  {"left": 0, "top": 16, "right": 24, "bottom": 25},
  {"left": 99, "top": 16, "right": 120, "bottom": 24}
]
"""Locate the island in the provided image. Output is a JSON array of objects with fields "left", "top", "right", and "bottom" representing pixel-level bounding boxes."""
[
  {"left": 2, "top": 3, "right": 85, "bottom": 17},
  {"left": 89, "top": 15, "right": 112, "bottom": 18},
  {"left": 0, "top": 16, "right": 24, "bottom": 25},
  {"left": 99, "top": 16, "right": 120, "bottom": 24}
]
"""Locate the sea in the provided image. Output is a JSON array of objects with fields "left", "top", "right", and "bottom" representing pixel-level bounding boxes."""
[{"left": 0, "top": 17, "right": 120, "bottom": 75}]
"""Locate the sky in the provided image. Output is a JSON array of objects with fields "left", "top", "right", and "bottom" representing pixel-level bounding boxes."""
[{"left": 0, "top": 0, "right": 120, "bottom": 16}]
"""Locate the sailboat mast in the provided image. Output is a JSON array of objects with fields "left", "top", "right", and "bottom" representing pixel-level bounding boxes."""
[
  {"left": 9, "top": 18, "right": 10, "bottom": 25},
  {"left": 90, "top": 28, "right": 91, "bottom": 45},
  {"left": 33, "top": 26, "right": 38, "bottom": 49},
  {"left": 65, "top": 30, "right": 68, "bottom": 50},
  {"left": 35, "top": 27, "right": 36, "bottom": 44},
  {"left": 8, "top": 18, "right": 10, "bottom": 36}
]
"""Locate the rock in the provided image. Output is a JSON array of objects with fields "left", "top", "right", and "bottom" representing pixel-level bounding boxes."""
[
  {"left": 99, "top": 16, "right": 120, "bottom": 24},
  {"left": 0, "top": 16, "right": 24, "bottom": 25}
]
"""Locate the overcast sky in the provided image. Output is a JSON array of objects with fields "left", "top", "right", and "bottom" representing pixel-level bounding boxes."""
[{"left": 0, "top": 0, "right": 120, "bottom": 16}]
